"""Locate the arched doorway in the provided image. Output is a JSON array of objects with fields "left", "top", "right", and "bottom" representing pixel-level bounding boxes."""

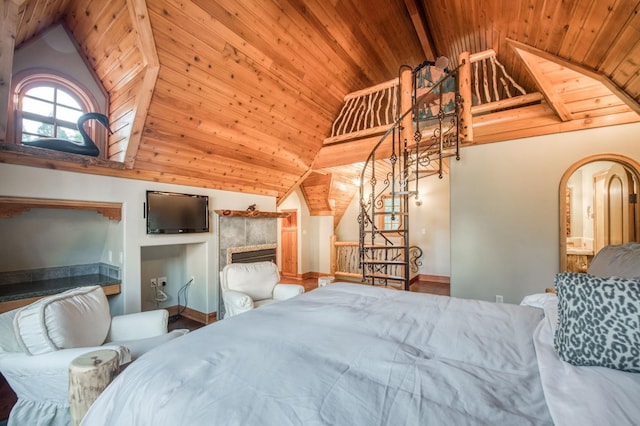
[{"left": 559, "top": 154, "right": 640, "bottom": 272}]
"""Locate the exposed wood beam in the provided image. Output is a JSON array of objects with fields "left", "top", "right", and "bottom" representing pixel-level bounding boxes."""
[
  {"left": 0, "top": 0, "right": 23, "bottom": 142},
  {"left": 123, "top": 0, "right": 159, "bottom": 168},
  {"left": 507, "top": 38, "right": 640, "bottom": 116},
  {"left": 403, "top": 0, "right": 436, "bottom": 60}
]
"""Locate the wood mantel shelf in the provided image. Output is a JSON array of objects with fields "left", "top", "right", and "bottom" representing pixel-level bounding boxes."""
[
  {"left": 215, "top": 209, "right": 290, "bottom": 218},
  {"left": 0, "top": 197, "right": 122, "bottom": 220}
]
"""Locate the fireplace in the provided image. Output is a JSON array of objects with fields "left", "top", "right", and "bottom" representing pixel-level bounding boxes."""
[
  {"left": 217, "top": 210, "right": 282, "bottom": 317},
  {"left": 226, "top": 244, "right": 277, "bottom": 264}
]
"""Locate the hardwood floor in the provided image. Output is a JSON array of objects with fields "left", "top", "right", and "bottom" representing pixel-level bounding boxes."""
[
  {"left": 0, "top": 375, "right": 16, "bottom": 422},
  {"left": 0, "top": 276, "right": 449, "bottom": 421}
]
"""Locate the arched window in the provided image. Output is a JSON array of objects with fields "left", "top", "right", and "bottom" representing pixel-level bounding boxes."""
[{"left": 10, "top": 70, "right": 104, "bottom": 158}]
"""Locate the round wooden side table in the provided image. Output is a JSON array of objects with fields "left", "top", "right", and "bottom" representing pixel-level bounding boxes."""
[{"left": 69, "top": 349, "right": 120, "bottom": 426}]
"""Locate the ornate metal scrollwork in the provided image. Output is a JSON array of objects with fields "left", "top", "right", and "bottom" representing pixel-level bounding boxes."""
[{"left": 409, "top": 246, "right": 423, "bottom": 273}]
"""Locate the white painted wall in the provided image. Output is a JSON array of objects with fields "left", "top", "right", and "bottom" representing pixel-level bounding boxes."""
[
  {"left": 335, "top": 195, "right": 360, "bottom": 241},
  {"left": 308, "top": 215, "right": 334, "bottom": 274},
  {"left": 0, "top": 163, "right": 273, "bottom": 315},
  {"left": 13, "top": 24, "right": 107, "bottom": 113},
  {"left": 450, "top": 122, "right": 640, "bottom": 304},
  {"left": 408, "top": 174, "right": 451, "bottom": 277}
]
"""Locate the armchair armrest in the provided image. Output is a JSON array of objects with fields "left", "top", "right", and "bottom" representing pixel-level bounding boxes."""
[
  {"left": 106, "top": 309, "right": 169, "bottom": 342},
  {"left": 273, "top": 283, "right": 305, "bottom": 301},
  {"left": 0, "top": 345, "right": 130, "bottom": 402},
  {"left": 222, "top": 290, "right": 254, "bottom": 318}
]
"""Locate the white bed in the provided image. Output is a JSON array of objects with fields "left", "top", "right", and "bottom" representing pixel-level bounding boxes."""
[{"left": 82, "top": 244, "right": 640, "bottom": 426}]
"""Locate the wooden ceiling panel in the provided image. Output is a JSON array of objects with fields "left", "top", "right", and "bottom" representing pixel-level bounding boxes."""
[{"left": 4, "top": 0, "right": 640, "bottom": 219}]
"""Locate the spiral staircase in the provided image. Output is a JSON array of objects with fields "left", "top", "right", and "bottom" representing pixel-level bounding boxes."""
[{"left": 357, "top": 60, "right": 463, "bottom": 290}]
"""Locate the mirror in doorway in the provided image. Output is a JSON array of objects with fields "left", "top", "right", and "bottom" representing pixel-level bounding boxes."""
[{"left": 560, "top": 155, "right": 640, "bottom": 273}]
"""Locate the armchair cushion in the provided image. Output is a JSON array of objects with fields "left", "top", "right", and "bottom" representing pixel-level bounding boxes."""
[
  {"left": 13, "top": 286, "right": 111, "bottom": 355},
  {"left": 222, "top": 261, "right": 280, "bottom": 301}
]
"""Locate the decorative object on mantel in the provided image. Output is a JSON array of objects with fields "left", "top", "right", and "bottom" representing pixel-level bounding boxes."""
[
  {"left": 215, "top": 209, "right": 290, "bottom": 218},
  {"left": 0, "top": 197, "right": 122, "bottom": 220},
  {"left": 246, "top": 204, "right": 257, "bottom": 212}
]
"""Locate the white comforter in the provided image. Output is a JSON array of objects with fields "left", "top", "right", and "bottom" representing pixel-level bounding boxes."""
[{"left": 82, "top": 283, "right": 552, "bottom": 425}]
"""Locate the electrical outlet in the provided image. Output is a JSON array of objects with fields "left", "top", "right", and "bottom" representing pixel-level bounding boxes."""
[
  {"left": 159, "top": 276, "right": 167, "bottom": 287},
  {"left": 495, "top": 295, "right": 503, "bottom": 303},
  {"left": 150, "top": 278, "right": 157, "bottom": 287}
]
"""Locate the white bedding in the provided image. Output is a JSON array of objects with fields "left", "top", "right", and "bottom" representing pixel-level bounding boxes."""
[
  {"left": 82, "top": 283, "right": 553, "bottom": 425},
  {"left": 533, "top": 294, "right": 640, "bottom": 426}
]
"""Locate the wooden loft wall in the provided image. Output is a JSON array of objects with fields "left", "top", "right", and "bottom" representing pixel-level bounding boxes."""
[
  {"left": 61, "top": 0, "right": 157, "bottom": 165},
  {"left": 1, "top": 0, "right": 157, "bottom": 166}
]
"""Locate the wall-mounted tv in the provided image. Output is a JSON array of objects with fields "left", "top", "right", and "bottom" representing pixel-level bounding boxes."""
[{"left": 146, "top": 191, "right": 209, "bottom": 234}]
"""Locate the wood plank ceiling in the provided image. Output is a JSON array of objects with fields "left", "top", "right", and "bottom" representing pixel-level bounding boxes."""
[{"left": 2, "top": 0, "right": 640, "bottom": 221}]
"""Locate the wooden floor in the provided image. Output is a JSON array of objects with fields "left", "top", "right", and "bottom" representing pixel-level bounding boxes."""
[{"left": 1, "top": 276, "right": 449, "bottom": 421}]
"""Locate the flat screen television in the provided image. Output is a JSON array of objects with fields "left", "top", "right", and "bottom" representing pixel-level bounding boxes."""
[{"left": 146, "top": 191, "right": 209, "bottom": 234}]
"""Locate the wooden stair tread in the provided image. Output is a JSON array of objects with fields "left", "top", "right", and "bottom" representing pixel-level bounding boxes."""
[
  {"left": 365, "top": 273, "right": 405, "bottom": 281},
  {"left": 362, "top": 260, "right": 407, "bottom": 265}
]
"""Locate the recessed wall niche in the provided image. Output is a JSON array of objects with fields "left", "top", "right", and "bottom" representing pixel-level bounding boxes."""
[
  {"left": 140, "top": 242, "right": 207, "bottom": 314},
  {"left": 0, "top": 207, "right": 123, "bottom": 272}
]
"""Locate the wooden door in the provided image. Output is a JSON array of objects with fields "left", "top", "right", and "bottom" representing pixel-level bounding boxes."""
[
  {"left": 280, "top": 211, "right": 297, "bottom": 277},
  {"left": 594, "top": 164, "right": 637, "bottom": 253}
]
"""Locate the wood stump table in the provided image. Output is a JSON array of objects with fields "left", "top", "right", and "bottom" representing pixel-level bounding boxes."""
[{"left": 69, "top": 349, "right": 120, "bottom": 426}]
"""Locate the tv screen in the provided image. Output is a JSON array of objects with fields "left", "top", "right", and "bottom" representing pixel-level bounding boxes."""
[{"left": 146, "top": 191, "right": 209, "bottom": 234}]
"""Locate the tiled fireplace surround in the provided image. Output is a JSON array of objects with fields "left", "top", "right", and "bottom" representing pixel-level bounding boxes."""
[{"left": 218, "top": 215, "right": 278, "bottom": 269}]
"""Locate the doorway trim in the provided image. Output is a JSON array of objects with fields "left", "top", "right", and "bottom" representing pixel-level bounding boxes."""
[{"left": 559, "top": 153, "right": 640, "bottom": 271}]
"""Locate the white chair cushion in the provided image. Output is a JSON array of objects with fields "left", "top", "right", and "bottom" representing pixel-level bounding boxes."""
[
  {"left": 222, "top": 262, "right": 280, "bottom": 301},
  {"left": 13, "top": 286, "right": 111, "bottom": 355}
]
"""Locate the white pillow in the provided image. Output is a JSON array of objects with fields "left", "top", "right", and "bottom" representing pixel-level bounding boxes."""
[{"left": 13, "top": 285, "right": 112, "bottom": 355}]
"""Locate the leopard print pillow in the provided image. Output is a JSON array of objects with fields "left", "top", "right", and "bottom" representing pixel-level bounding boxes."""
[{"left": 554, "top": 272, "right": 640, "bottom": 372}]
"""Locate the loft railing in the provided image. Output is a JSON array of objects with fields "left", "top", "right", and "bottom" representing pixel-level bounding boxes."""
[
  {"left": 329, "top": 236, "right": 423, "bottom": 285},
  {"left": 328, "top": 49, "right": 540, "bottom": 145},
  {"left": 325, "top": 78, "right": 399, "bottom": 144}
]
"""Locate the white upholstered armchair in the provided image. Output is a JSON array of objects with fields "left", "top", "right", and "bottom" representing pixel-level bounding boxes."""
[
  {"left": 0, "top": 285, "right": 188, "bottom": 426},
  {"left": 220, "top": 261, "right": 305, "bottom": 318}
]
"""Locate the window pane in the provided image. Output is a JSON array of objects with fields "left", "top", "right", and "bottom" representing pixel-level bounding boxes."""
[
  {"left": 25, "top": 86, "right": 54, "bottom": 102},
  {"left": 22, "top": 97, "right": 54, "bottom": 118},
  {"left": 56, "top": 89, "right": 82, "bottom": 109},
  {"left": 22, "top": 119, "right": 53, "bottom": 137},
  {"left": 56, "top": 105, "right": 83, "bottom": 124},
  {"left": 21, "top": 133, "right": 40, "bottom": 142},
  {"left": 58, "top": 126, "right": 82, "bottom": 142}
]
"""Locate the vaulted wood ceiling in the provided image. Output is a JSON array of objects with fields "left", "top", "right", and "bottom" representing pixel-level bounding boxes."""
[{"left": 1, "top": 0, "right": 639, "bottom": 220}]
